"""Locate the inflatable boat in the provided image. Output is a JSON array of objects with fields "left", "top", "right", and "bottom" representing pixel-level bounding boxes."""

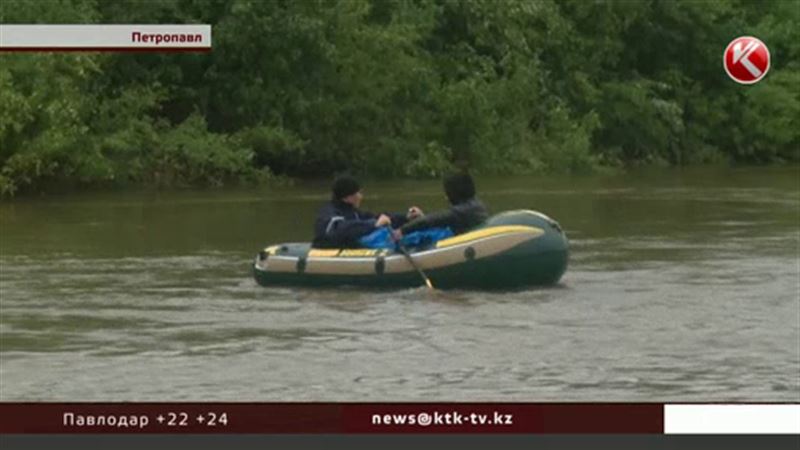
[{"left": 252, "top": 210, "right": 568, "bottom": 290}]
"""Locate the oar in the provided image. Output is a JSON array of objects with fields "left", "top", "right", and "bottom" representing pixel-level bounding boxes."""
[{"left": 394, "top": 235, "right": 434, "bottom": 290}]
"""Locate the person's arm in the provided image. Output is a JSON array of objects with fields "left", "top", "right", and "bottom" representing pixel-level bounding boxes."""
[
  {"left": 357, "top": 210, "right": 377, "bottom": 221},
  {"left": 323, "top": 217, "right": 378, "bottom": 246},
  {"left": 387, "top": 212, "right": 409, "bottom": 228},
  {"left": 386, "top": 206, "right": 425, "bottom": 229},
  {"left": 400, "top": 208, "right": 457, "bottom": 234}
]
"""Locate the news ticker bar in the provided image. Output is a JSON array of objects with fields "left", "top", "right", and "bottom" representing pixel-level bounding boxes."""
[
  {"left": 0, "top": 403, "right": 798, "bottom": 434},
  {"left": 0, "top": 25, "right": 211, "bottom": 51}
]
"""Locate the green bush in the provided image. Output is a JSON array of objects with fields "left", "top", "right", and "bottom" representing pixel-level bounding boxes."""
[{"left": 1, "top": 0, "right": 798, "bottom": 198}]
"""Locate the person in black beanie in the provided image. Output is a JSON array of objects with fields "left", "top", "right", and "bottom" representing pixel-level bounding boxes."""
[
  {"left": 312, "top": 175, "right": 424, "bottom": 248},
  {"left": 392, "top": 172, "right": 488, "bottom": 240}
]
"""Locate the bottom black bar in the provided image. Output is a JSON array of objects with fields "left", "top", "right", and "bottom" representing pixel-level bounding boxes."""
[{"left": 1, "top": 434, "right": 799, "bottom": 450}]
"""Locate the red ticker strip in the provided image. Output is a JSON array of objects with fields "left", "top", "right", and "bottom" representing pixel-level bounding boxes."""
[{"left": 0, "top": 403, "right": 663, "bottom": 434}]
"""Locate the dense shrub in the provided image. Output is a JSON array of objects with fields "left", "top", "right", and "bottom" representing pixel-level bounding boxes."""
[{"left": 1, "top": 0, "right": 797, "bottom": 197}]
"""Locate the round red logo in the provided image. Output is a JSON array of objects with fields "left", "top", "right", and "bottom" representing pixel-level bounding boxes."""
[{"left": 724, "top": 36, "right": 770, "bottom": 84}]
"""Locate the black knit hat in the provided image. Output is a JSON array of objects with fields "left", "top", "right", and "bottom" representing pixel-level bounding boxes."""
[
  {"left": 444, "top": 172, "right": 476, "bottom": 205},
  {"left": 332, "top": 175, "right": 361, "bottom": 200}
]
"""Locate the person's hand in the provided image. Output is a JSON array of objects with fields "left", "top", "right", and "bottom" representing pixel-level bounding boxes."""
[
  {"left": 375, "top": 214, "right": 392, "bottom": 228},
  {"left": 391, "top": 229, "right": 403, "bottom": 242},
  {"left": 407, "top": 206, "right": 424, "bottom": 219}
]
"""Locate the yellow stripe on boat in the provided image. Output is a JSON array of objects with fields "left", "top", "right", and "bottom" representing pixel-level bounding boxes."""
[
  {"left": 308, "top": 249, "right": 341, "bottom": 257},
  {"left": 308, "top": 248, "right": 389, "bottom": 258},
  {"left": 435, "top": 225, "right": 544, "bottom": 248},
  {"left": 263, "top": 245, "right": 281, "bottom": 255},
  {"left": 339, "top": 249, "right": 384, "bottom": 257}
]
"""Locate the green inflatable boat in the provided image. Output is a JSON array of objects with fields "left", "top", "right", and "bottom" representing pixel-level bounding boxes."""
[{"left": 252, "top": 209, "right": 568, "bottom": 290}]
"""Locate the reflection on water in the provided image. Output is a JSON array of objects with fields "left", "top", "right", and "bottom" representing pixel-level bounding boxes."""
[{"left": 1, "top": 166, "right": 798, "bottom": 401}]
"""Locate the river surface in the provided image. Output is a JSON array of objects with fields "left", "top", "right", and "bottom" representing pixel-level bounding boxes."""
[{"left": 1, "top": 166, "right": 798, "bottom": 401}]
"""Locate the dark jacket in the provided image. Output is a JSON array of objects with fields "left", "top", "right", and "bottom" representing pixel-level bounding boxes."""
[
  {"left": 400, "top": 198, "right": 488, "bottom": 235},
  {"left": 312, "top": 200, "right": 408, "bottom": 248}
]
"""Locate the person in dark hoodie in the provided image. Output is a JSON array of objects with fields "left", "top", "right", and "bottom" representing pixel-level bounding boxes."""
[
  {"left": 312, "top": 175, "right": 423, "bottom": 248},
  {"left": 392, "top": 172, "right": 488, "bottom": 241}
]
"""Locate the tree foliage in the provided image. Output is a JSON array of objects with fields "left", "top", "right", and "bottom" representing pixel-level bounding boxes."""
[{"left": 1, "top": 0, "right": 798, "bottom": 196}]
